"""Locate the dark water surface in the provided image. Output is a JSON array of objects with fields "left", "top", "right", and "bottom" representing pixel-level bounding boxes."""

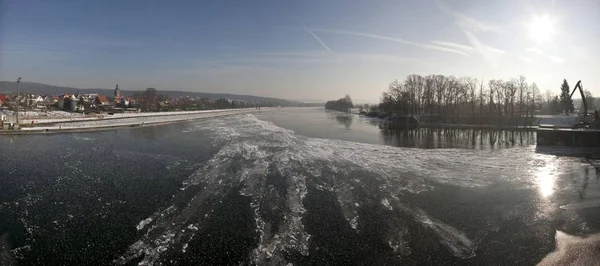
[
  {"left": 1, "top": 108, "right": 600, "bottom": 265},
  {"left": 259, "top": 108, "right": 537, "bottom": 149}
]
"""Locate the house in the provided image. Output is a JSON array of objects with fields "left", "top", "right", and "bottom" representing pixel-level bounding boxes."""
[
  {"left": 0, "top": 94, "right": 6, "bottom": 106},
  {"left": 77, "top": 96, "right": 93, "bottom": 109},
  {"left": 95, "top": 95, "right": 109, "bottom": 106},
  {"left": 69, "top": 95, "right": 79, "bottom": 112},
  {"left": 32, "top": 95, "right": 45, "bottom": 108},
  {"left": 42, "top": 96, "right": 56, "bottom": 108},
  {"left": 57, "top": 95, "right": 67, "bottom": 109},
  {"left": 128, "top": 98, "right": 138, "bottom": 108},
  {"left": 14, "top": 95, "right": 24, "bottom": 105},
  {"left": 120, "top": 97, "right": 130, "bottom": 108}
]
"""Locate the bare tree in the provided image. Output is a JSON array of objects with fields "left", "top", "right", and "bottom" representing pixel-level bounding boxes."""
[
  {"left": 445, "top": 76, "right": 458, "bottom": 117},
  {"left": 488, "top": 80, "right": 503, "bottom": 116},
  {"left": 465, "top": 77, "right": 478, "bottom": 119},
  {"left": 517, "top": 75, "right": 527, "bottom": 118},
  {"left": 435, "top": 75, "right": 447, "bottom": 115},
  {"left": 584, "top": 89, "right": 595, "bottom": 111},
  {"left": 478, "top": 79, "right": 486, "bottom": 119},
  {"left": 530, "top": 82, "right": 540, "bottom": 117},
  {"left": 543, "top": 90, "right": 553, "bottom": 103},
  {"left": 404, "top": 75, "right": 417, "bottom": 115},
  {"left": 424, "top": 75, "right": 436, "bottom": 115},
  {"left": 141, "top": 88, "right": 158, "bottom": 111},
  {"left": 502, "top": 79, "right": 517, "bottom": 117},
  {"left": 377, "top": 74, "right": 547, "bottom": 123}
]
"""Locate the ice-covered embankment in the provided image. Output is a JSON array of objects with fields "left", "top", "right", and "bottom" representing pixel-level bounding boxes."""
[{"left": 17, "top": 108, "right": 264, "bottom": 132}]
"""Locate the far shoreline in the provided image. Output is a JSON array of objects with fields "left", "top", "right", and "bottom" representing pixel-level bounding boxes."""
[{"left": 327, "top": 108, "right": 581, "bottom": 131}]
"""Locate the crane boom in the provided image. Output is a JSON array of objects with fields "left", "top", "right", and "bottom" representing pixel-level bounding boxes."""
[{"left": 569, "top": 80, "right": 587, "bottom": 117}]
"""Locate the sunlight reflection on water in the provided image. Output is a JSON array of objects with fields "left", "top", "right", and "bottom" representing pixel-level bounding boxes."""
[{"left": 534, "top": 154, "right": 558, "bottom": 198}]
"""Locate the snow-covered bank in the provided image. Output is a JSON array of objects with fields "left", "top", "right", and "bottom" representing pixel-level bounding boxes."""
[
  {"left": 11, "top": 109, "right": 269, "bottom": 133},
  {"left": 537, "top": 115, "right": 577, "bottom": 127},
  {"left": 8, "top": 109, "right": 262, "bottom": 124},
  {"left": 0, "top": 108, "right": 271, "bottom": 124}
]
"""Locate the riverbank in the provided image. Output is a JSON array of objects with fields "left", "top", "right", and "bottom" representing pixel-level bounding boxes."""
[
  {"left": 2, "top": 109, "right": 258, "bottom": 125},
  {"left": 356, "top": 115, "right": 540, "bottom": 131},
  {"left": 418, "top": 123, "right": 538, "bottom": 131},
  {"left": 356, "top": 112, "right": 578, "bottom": 131},
  {"left": 0, "top": 108, "right": 267, "bottom": 134}
]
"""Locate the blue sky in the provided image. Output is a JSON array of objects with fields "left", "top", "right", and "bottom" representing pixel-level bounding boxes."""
[{"left": 1, "top": 0, "right": 599, "bottom": 102}]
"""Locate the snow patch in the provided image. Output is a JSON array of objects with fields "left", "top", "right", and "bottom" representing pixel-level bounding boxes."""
[
  {"left": 412, "top": 207, "right": 475, "bottom": 258},
  {"left": 137, "top": 217, "right": 153, "bottom": 231},
  {"left": 538, "top": 231, "right": 600, "bottom": 266},
  {"left": 381, "top": 198, "right": 393, "bottom": 211},
  {"left": 560, "top": 199, "right": 600, "bottom": 210}
]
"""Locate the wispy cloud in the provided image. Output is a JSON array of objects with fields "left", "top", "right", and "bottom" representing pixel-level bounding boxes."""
[
  {"left": 303, "top": 25, "right": 332, "bottom": 52},
  {"left": 454, "top": 13, "right": 502, "bottom": 34},
  {"left": 434, "top": 0, "right": 502, "bottom": 33},
  {"left": 433, "top": 0, "right": 508, "bottom": 67},
  {"left": 311, "top": 28, "right": 469, "bottom": 57},
  {"left": 171, "top": 52, "right": 337, "bottom": 72},
  {"left": 526, "top": 48, "right": 564, "bottom": 63},
  {"left": 462, "top": 30, "right": 507, "bottom": 68},
  {"left": 166, "top": 51, "right": 430, "bottom": 75},
  {"left": 430, "top": 41, "right": 474, "bottom": 52}
]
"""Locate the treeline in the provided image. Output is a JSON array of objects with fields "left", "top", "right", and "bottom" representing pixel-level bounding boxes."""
[
  {"left": 325, "top": 95, "right": 354, "bottom": 112},
  {"left": 132, "top": 88, "right": 266, "bottom": 112},
  {"left": 373, "top": 74, "right": 593, "bottom": 124}
]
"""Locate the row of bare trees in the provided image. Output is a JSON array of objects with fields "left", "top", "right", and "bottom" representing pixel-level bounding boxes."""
[{"left": 377, "top": 74, "right": 572, "bottom": 124}]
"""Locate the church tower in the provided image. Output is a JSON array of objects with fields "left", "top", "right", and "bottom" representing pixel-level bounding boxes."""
[{"left": 114, "top": 84, "right": 121, "bottom": 101}]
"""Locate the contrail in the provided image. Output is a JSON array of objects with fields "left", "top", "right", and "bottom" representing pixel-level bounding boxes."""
[
  {"left": 303, "top": 25, "right": 332, "bottom": 52},
  {"left": 312, "top": 28, "right": 469, "bottom": 57},
  {"left": 431, "top": 40, "right": 475, "bottom": 52}
]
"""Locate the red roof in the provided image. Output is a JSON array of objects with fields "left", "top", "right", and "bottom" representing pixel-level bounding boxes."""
[
  {"left": 96, "top": 95, "right": 109, "bottom": 104},
  {"left": 0, "top": 94, "right": 6, "bottom": 102}
]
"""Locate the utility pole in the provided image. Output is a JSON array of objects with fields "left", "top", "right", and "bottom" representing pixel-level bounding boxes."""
[{"left": 16, "top": 77, "right": 21, "bottom": 124}]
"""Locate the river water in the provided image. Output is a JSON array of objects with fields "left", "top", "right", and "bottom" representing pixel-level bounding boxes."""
[{"left": 1, "top": 107, "right": 600, "bottom": 265}]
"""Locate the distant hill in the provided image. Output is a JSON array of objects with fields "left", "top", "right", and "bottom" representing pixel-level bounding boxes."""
[{"left": 0, "top": 81, "right": 306, "bottom": 106}]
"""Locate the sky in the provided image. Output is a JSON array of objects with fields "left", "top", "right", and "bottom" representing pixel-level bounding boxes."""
[{"left": 0, "top": 0, "right": 599, "bottom": 103}]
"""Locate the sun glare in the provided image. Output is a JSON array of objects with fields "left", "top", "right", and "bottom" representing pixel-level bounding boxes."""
[
  {"left": 528, "top": 14, "right": 556, "bottom": 44},
  {"left": 534, "top": 156, "right": 557, "bottom": 198}
]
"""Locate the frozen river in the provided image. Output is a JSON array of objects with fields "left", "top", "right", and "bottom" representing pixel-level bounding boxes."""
[{"left": 1, "top": 107, "right": 599, "bottom": 265}]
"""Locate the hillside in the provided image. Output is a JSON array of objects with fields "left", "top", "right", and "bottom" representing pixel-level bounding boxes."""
[{"left": 0, "top": 81, "right": 306, "bottom": 106}]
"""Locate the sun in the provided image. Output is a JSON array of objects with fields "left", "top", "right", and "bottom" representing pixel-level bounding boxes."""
[{"left": 528, "top": 14, "right": 556, "bottom": 44}]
